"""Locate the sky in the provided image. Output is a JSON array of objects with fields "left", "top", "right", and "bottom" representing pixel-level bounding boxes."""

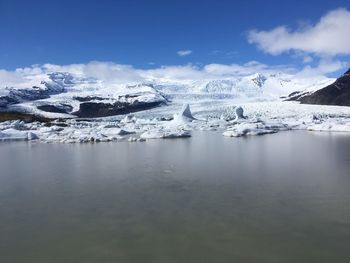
[{"left": 0, "top": 0, "right": 350, "bottom": 79}]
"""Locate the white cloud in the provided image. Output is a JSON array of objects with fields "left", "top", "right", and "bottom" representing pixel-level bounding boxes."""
[
  {"left": 209, "top": 50, "right": 239, "bottom": 58},
  {"left": 303, "top": 56, "right": 314, "bottom": 63},
  {"left": 296, "top": 59, "right": 347, "bottom": 77},
  {"left": 0, "top": 67, "right": 47, "bottom": 91},
  {"left": 247, "top": 8, "right": 350, "bottom": 56},
  {"left": 177, "top": 50, "right": 192, "bottom": 57},
  {"left": 0, "top": 59, "right": 346, "bottom": 90}
]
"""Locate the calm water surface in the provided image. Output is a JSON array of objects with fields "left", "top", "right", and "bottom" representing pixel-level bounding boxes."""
[{"left": 0, "top": 131, "right": 350, "bottom": 263}]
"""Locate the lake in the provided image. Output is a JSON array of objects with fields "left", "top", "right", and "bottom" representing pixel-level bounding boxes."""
[{"left": 0, "top": 131, "right": 350, "bottom": 263}]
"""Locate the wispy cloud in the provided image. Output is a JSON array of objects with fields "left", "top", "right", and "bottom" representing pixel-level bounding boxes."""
[
  {"left": 177, "top": 50, "right": 192, "bottom": 57},
  {"left": 210, "top": 50, "right": 239, "bottom": 58},
  {"left": 247, "top": 8, "right": 350, "bottom": 57}
]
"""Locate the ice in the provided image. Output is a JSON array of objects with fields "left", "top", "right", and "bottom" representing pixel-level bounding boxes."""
[
  {"left": 221, "top": 102, "right": 350, "bottom": 138},
  {"left": 101, "top": 128, "right": 135, "bottom": 136},
  {"left": 1, "top": 67, "right": 350, "bottom": 144},
  {"left": 140, "top": 130, "right": 191, "bottom": 139},
  {"left": 223, "top": 122, "right": 278, "bottom": 137},
  {"left": 180, "top": 104, "right": 195, "bottom": 120},
  {"left": 1, "top": 100, "right": 350, "bottom": 143},
  {"left": 0, "top": 128, "right": 38, "bottom": 141},
  {"left": 307, "top": 122, "right": 350, "bottom": 132},
  {"left": 234, "top": 106, "right": 245, "bottom": 120}
]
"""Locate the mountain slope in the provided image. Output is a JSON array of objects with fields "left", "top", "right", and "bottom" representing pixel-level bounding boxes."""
[
  {"left": 0, "top": 71, "right": 335, "bottom": 118},
  {"left": 300, "top": 69, "right": 350, "bottom": 106}
]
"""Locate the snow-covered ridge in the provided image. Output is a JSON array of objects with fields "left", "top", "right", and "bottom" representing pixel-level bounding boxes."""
[{"left": 154, "top": 72, "right": 334, "bottom": 98}]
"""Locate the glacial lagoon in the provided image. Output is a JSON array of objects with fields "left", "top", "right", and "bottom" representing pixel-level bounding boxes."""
[{"left": 1, "top": 131, "right": 350, "bottom": 263}]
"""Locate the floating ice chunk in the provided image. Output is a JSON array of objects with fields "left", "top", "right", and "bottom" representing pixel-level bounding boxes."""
[
  {"left": 172, "top": 104, "right": 195, "bottom": 123},
  {"left": 235, "top": 106, "right": 245, "bottom": 119},
  {"left": 121, "top": 115, "right": 137, "bottom": 124},
  {"left": 163, "top": 130, "right": 191, "bottom": 139},
  {"left": 140, "top": 130, "right": 191, "bottom": 139},
  {"left": 0, "top": 128, "right": 39, "bottom": 141},
  {"left": 27, "top": 132, "right": 39, "bottom": 140},
  {"left": 127, "top": 136, "right": 145, "bottom": 142},
  {"left": 101, "top": 128, "right": 135, "bottom": 136},
  {"left": 169, "top": 104, "right": 202, "bottom": 129},
  {"left": 12, "top": 120, "right": 27, "bottom": 130},
  {"left": 261, "top": 122, "right": 290, "bottom": 131},
  {"left": 223, "top": 122, "right": 277, "bottom": 137},
  {"left": 229, "top": 106, "right": 249, "bottom": 123},
  {"left": 180, "top": 104, "right": 195, "bottom": 120},
  {"left": 128, "top": 136, "right": 138, "bottom": 142},
  {"left": 140, "top": 131, "right": 163, "bottom": 139},
  {"left": 39, "top": 126, "right": 65, "bottom": 133},
  {"left": 307, "top": 122, "right": 350, "bottom": 132}
]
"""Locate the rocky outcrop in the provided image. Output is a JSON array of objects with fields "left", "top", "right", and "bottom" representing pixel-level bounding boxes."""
[
  {"left": 73, "top": 99, "right": 165, "bottom": 118},
  {"left": 283, "top": 91, "right": 311, "bottom": 101},
  {"left": 300, "top": 69, "right": 350, "bottom": 106},
  {"left": 37, "top": 103, "right": 73, "bottom": 114}
]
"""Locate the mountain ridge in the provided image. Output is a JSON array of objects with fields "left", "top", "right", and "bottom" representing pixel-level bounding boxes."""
[{"left": 300, "top": 68, "right": 350, "bottom": 106}]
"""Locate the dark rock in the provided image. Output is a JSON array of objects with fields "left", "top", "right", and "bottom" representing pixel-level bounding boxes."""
[
  {"left": 300, "top": 69, "right": 350, "bottom": 106},
  {"left": 160, "top": 116, "right": 174, "bottom": 121},
  {"left": 73, "top": 100, "right": 165, "bottom": 118},
  {"left": 284, "top": 91, "right": 310, "bottom": 101},
  {"left": 251, "top": 73, "right": 267, "bottom": 87},
  {"left": 0, "top": 111, "right": 52, "bottom": 123},
  {"left": 288, "top": 91, "right": 302, "bottom": 97},
  {"left": 37, "top": 104, "right": 73, "bottom": 114},
  {"left": 73, "top": 96, "right": 106, "bottom": 102}
]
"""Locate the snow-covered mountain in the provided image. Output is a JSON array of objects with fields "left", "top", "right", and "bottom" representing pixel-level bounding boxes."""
[
  {"left": 2, "top": 70, "right": 350, "bottom": 143},
  {"left": 0, "top": 71, "right": 334, "bottom": 118},
  {"left": 300, "top": 68, "right": 350, "bottom": 106},
  {"left": 155, "top": 72, "right": 332, "bottom": 95}
]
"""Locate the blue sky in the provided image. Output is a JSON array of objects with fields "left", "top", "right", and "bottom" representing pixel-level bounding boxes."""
[{"left": 1, "top": 0, "right": 350, "bottom": 74}]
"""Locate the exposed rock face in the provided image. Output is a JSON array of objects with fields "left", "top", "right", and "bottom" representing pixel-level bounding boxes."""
[
  {"left": 37, "top": 104, "right": 73, "bottom": 114},
  {"left": 300, "top": 69, "right": 350, "bottom": 106},
  {"left": 0, "top": 112, "right": 52, "bottom": 123},
  {"left": 283, "top": 91, "right": 311, "bottom": 101},
  {"left": 251, "top": 73, "right": 267, "bottom": 87},
  {"left": 73, "top": 96, "right": 106, "bottom": 102},
  {"left": 73, "top": 87, "right": 167, "bottom": 118},
  {"left": 73, "top": 100, "right": 164, "bottom": 118}
]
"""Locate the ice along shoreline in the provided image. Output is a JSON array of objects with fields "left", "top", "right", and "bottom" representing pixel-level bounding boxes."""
[{"left": 1, "top": 102, "right": 350, "bottom": 143}]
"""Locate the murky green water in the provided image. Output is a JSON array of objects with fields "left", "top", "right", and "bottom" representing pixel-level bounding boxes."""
[{"left": 1, "top": 131, "right": 350, "bottom": 263}]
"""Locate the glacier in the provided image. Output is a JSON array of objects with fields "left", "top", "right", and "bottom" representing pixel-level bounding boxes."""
[{"left": 1, "top": 70, "right": 350, "bottom": 143}]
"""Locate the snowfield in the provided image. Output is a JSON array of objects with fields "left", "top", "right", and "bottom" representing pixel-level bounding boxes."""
[{"left": 1, "top": 70, "right": 350, "bottom": 143}]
